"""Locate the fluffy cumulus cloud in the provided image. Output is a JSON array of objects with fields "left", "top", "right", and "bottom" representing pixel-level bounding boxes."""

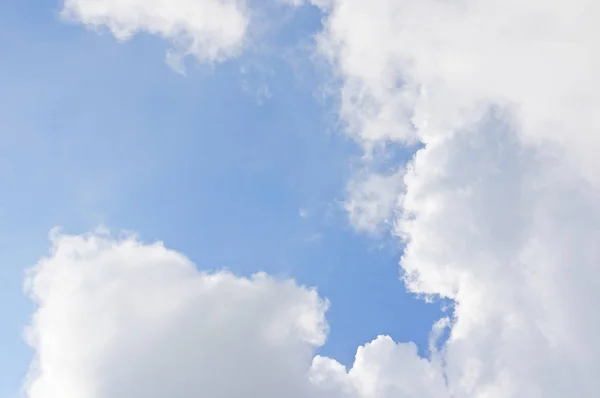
[
  {"left": 307, "top": 0, "right": 600, "bottom": 396},
  {"left": 23, "top": 231, "right": 444, "bottom": 398},
  {"left": 61, "top": 0, "right": 249, "bottom": 69}
]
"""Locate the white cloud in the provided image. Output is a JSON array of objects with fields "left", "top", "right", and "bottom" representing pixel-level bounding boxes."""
[
  {"left": 61, "top": 0, "right": 249, "bottom": 68},
  {"left": 344, "top": 168, "right": 404, "bottom": 234},
  {"left": 35, "top": 0, "right": 600, "bottom": 396},
  {"left": 23, "top": 231, "right": 444, "bottom": 398},
  {"left": 24, "top": 231, "right": 325, "bottom": 398},
  {"left": 302, "top": 0, "right": 600, "bottom": 396},
  {"left": 311, "top": 336, "right": 448, "bottom": 398},
  {"left": 313, "top": 0, "right": 600, "bottom": 178}
]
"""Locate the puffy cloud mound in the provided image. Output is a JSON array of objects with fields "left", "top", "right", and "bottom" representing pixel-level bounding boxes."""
[
  {"left": 24, "top": 231, "right": 325, "bottom": 398},
  {"left": 23, "top": 231, "right": 445, "bottom": 398},
  {"left": 311, "top": 335, "right": 448, "bottom": 398},
  {"left": 61, "top": 0, "right": 249, "bottom": 68}
]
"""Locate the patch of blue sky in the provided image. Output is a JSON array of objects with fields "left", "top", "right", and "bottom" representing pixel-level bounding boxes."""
[{"left": 0, "top": 1, "right": 445, "bottom": 396}]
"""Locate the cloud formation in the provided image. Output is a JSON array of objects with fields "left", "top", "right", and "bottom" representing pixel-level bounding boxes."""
[
  {"left": 24, "top": 231, "right": 445, "bottom": 398},
  {"left": 310, "top": 0, "right": 600, "bottom": 396},
  {"left": 24, "top": 231, "right": 325, "bottom": 398},
  {"left": 32, "top": 0, "right": 600, "bottom": 397},
  {"left": 61, "top": 0, "right": 249, "bottom": 69}
]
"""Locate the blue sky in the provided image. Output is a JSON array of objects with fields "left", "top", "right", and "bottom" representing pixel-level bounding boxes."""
[
  {"left": 0, "top": 2, "right": 444, "bottom": 396},
  {"left": 5, "top": 1, "right": 600, "bottom": 397}
]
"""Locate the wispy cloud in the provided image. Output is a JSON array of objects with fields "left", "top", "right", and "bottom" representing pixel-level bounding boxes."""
[{"left": 61, "top": 0, "right": 249, "bottom": 71}]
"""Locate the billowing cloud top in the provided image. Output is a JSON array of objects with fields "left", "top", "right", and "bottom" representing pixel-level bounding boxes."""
[{"left": 316, "top": 0, "right": 600, "bottom": 169}]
